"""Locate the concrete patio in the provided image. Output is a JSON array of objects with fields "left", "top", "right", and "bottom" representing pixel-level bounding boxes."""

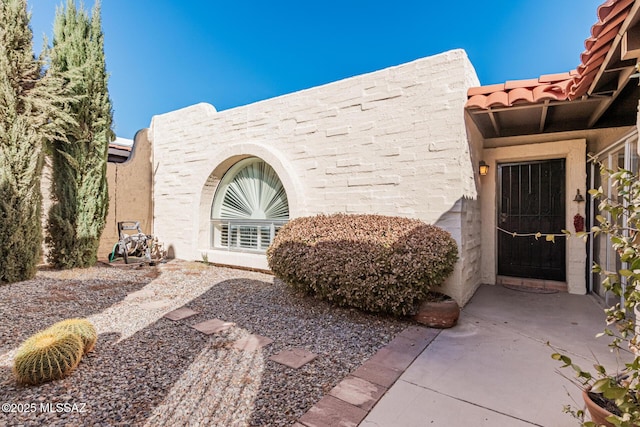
[{"left": 360, "top": 284, "right": 624, "bottom": 426}]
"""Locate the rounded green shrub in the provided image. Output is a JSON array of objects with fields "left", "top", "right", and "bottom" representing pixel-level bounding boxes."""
[
  {"left": 13, "top": 330, "right": 84, "bottom": 385},
  {"left": 47, "top": 318, "right": 97, "bottom": 354},
  {"left": 267, "top": 213, "right": 458, "bottom": 316}
]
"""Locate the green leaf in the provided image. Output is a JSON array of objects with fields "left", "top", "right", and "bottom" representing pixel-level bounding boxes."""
[
  {"left": 551, "top": 353, "right": 572, "bottom": 366},
  {"left": 590, "top": 378, "right": 610, "bottom": 393},
  {"left": 603, "top": 385, "right": 627, "bottom": 401},
  {"left": 620, "top": 269, "right": 633, "bottom": 277}
]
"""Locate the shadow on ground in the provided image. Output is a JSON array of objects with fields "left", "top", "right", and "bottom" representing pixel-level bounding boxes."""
[
  {"left": 0, "top": 267, "right": 408, "bottom": 426},
  {"left": 0, "top": 266, "right": 159, "bottom": 356}
]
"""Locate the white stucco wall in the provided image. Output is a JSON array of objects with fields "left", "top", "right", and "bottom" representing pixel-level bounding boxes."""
[{"left": 150, "top": 49, "right": 482, "bottom": 304}]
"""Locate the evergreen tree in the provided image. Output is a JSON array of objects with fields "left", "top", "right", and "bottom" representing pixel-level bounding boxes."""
[
  {"left": 46, "top": 0, "right": 113, "bottom": 268},
  {"left": 0, "top": 0, "right": 70, "bottom": 283}
]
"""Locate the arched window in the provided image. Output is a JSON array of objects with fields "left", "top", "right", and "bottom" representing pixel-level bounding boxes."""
[{"left": 211, "top": 158, "right": 289, "bottom": 252}]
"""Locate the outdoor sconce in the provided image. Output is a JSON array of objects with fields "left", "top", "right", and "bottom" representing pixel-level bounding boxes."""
[
  {"left": 479, "top": 160, "right": 489, "bottom": 176},
  {"left": 573, "top": 189, "right": 585, "bottom": 203}
]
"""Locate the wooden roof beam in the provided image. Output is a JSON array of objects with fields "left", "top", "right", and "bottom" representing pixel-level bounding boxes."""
[
  {"left": 488, "top": 110, "right": 500, "bottom": 137},
  {"left": 539, "top": 100, "right": 550, "bottom": 133},
  {"left": 588, "top": 66, "right": 636, "bottom": 128}
]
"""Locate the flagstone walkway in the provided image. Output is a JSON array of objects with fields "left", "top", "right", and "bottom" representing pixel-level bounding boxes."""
[{"left": 161, "top": 301, "right": 437, "bottom": 427}]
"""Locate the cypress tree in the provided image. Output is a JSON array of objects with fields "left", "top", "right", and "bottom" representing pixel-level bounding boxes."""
[
  {"left": 46, "top": 0, "right": 113, "bottom": 268},
  {"left": 0, "top": 0, "right": 70, "bottom": 283}
]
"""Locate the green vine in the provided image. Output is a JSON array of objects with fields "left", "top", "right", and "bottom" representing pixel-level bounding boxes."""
[{"left": 551, "top": 159, "right": 640, "bottom": 426}]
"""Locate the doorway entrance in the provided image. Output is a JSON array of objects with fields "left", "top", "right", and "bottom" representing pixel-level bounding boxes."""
[{"left": 497, "top": 159, "right": 566, "bottom": 282}]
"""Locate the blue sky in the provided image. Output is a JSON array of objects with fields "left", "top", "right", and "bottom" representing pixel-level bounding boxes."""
[{"left": 29, "top": 0, "right": 603, "bottom": 139}]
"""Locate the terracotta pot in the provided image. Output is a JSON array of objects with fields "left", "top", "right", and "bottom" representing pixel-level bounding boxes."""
[
  {"left": 582, "top": 389, "right": 639, "bottom": 427},
  {"left": 413, "top": 298, "right": 460, "bottom": 328},
  {"left": 583, "top": 390, "right": 616, "bottom": 427}
]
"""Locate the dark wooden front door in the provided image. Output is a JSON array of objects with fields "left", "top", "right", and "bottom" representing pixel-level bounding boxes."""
[{"left": 498, "top": 159, "right": 566, "bottom": 281}]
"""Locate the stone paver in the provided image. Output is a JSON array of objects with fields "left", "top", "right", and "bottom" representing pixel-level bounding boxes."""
[
  {"left": 232, "top": 334, "right": 273, "bottom": 352},
  {"left": 191, "top": 318, "right": 235, "bottom": 335},
  {"left": 328, "top": 376, "right": 386, "bottom": 411},
  {"left": 164, "top": 307, "right": 199, "bottom": 321},
  {"left": 298, "top": 395, "right": 367, "bottom": 427},
  {"left": 269, "top": 348, "right": 317, "bottom": 369},
  {"left": 365, "top": 345, "right": 417, "bottom": 372},
  {"left": 350, "top": 361, "right": 404, "bottom": 388}
]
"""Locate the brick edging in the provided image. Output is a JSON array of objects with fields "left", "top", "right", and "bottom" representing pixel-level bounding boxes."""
[{"left": 296, "top": 325, "right": 441, "bottom": 427}]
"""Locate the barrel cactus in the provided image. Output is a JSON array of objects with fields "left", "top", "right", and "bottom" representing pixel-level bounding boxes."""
[
  {"left": 47, "top": 318, "right": 97, "bottom": 354},
  {"left": 13, "top": 330, "right": 84, "bottom": 385}
]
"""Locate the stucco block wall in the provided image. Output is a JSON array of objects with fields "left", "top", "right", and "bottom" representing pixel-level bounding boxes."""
[
  {"left": 98, "top": 130, "right": 154, "bottom": 259},
  {"left": 150, "top": 49, "right": 482, "bottom": 304}
]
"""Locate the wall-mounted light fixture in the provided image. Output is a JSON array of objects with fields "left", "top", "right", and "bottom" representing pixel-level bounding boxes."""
[
  {"left": 479, "top": 160, "right": 489, "bottom": 176},
  {"left": 573, "top": 189, "right": 585, "bottom": 202}
]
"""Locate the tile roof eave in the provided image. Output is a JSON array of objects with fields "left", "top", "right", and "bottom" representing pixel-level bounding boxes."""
[{"left": 465, "top": 0, "right": 636, "bottom": 110}]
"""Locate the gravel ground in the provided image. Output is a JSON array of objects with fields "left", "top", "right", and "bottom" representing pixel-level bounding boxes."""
[{"left": 0, "top": 260, "right": 409, "bottom": 426}]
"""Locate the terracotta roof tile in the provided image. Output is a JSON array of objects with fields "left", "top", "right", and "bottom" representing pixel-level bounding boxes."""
[
  {"left": 466, "top": 94, "right": 489, "bottom": 109},
  {"left": 597, "top": 0, "right": 619, "bottom": 22},
  {"left": 508, "top": 87, "right": 535, "bottom": 104},
  {"left": 583, "top": 21, "right": 620, "bottom": 55},
  {"left": 109, "top": 143, "right": 132, "bottom": 152},
  {"left": 532, "top": 84, "right": 567, "bottom": 102},
  {"left": 504, "top": 79, "right": 541, "bottom": 90},
  {"left": 466, "top": 75, "right": 573, "bottom": 109},
  {"left": 539, "top": 72, "right": 574, "bottom": 82},
  {"left": 466, "top": 0, "right": 634, "bottom": 109},
  {"left": 485, "top": 91, "right": 510, "bottom": 108},
  {"left": 466, "top": 83, "right": 506, "bottom": 97}
]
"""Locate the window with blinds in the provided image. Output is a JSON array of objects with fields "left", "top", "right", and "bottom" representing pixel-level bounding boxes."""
[{"left": 211, "top": 158, "right": 289, "bottom": 252}]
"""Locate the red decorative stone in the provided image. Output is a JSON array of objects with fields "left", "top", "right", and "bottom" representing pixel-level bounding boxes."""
[
  {"left": 163, "top": 307, "right": 199, "bottom": 320},
  {"left": 270, "top": 348, "right": 317, "bottom": 369},
  {"left": 232, "top": 334, "right": 273, "bottom": 352},
  {"left": 191, "top": 319, "right": 235, "bottom": 335}
]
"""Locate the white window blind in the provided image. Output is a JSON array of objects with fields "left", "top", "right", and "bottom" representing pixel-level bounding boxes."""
[{"left": 211, "top": 158, "right": 289, "bottom": 252}]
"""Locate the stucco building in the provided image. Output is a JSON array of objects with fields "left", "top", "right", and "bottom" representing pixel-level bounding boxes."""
[
  {"left": 103, "top": 0, "right": 640, "bottom": 306},
  {"left": 147, "top": 50, "right": 481, "bottom": 304}
]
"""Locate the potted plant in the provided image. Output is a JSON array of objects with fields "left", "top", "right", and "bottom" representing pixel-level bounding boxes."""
[
  {"left": 413, "top": 290, "right": 460, "bottom": 328},
  {"left": 552, "top": 164, "right": 640, "bottom": 427}
]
